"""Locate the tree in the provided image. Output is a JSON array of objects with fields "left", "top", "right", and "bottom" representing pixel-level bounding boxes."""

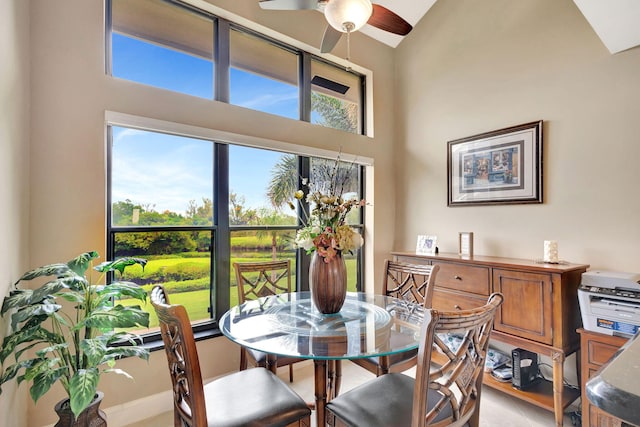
[
  {"left": 311, "top": 92, "right": 358, "bottom": 133},
  {"left": 229, "top": 192, "right": 258, "bottom": 225},
  {"left": 186, "top": 197, "right": 213, "bottom": 225},
  {"left": 254, "top": 208, "right": 296, "bottom": 260},
  {"left": 267, "top": 155, "right": 298, "bottom": 209}
]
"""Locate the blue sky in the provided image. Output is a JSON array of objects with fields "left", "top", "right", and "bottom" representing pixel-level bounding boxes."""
[{"left": 111, "top": 33, "right": 298, "bottom": 215}]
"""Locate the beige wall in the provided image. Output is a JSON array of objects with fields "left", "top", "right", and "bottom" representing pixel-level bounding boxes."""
[
  {"left": 0, "top": 1, "right": 30, "bottom": 426},
  {"left": 395, "top": 0, "right": 640, "bottom": 273},
  {"left": 21, "top": 0, "right": 397, "bottom": 425}
]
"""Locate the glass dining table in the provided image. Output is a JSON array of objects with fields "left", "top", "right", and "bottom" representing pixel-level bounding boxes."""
[{"left": 219, "top": 291, "right": 426, "bottom": 426}]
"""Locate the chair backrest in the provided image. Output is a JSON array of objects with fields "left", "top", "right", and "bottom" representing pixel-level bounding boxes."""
[
  {"left": 150, "top": 285, "right": 207, "bottom": 427},
  {"left": 234, "top": 260, "right": 292, "bottom": 304},
  {"left": 412, "top": 293, "right": 504, "bottom": 427},
  {"left": 383, "top": 260, "right": 439, "bottom": 306}
]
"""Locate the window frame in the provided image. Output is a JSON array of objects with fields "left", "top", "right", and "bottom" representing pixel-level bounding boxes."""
[
  {"left": 106, "top": 0, "right": 367, "bottom": 133},
  {"left": 106, "top": 116, "right": 368, "bottom": 344},
  {"left": 105, "top": 0, "right": 371, "bottom": 344}
]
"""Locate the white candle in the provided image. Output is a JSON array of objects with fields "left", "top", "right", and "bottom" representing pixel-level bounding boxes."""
[{"left": 543, "top": 240, "right": 558, "bottom": 263}]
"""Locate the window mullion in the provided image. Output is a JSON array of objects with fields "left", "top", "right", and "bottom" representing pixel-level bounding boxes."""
[
  {"left": 214, "top": 143, "right": 230, "bottom": 320},
  {"left": 296, "top": 156, "right": 311, "bottom": 291},
  {"left": 215, "top": 18, "right": 230, "bottom": 103},
  {"left": 300, "top": 52, "right": 311, "bottom": 122}
]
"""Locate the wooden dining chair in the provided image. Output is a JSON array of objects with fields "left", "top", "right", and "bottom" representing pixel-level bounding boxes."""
[
  {"left": 150, "top": 285, "right": 311, "bottom": 427},
  {"left": 233, "top": 260, "right": 303, "bottom": 382},
  {"left": 326, "top": 292, "right": 504, "bottom": 427},
  {"left": 351, "top": 260, "right": 440, "bottom": 376}
]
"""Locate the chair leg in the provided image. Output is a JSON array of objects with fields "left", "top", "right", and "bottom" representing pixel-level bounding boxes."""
[
  {"left": 173, "top": 408, "right": 182, "bottom": 427},
  {"left": 289, "top": 364, "right": 294, "bottom": 382}
]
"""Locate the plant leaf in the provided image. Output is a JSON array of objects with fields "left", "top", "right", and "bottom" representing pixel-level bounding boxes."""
[
  {"left": 0, "top": 327, "right": 60, "bottom": 363},
  {"left": 29, "top": 278, "right": 73, "bottom": 304},
  {"left": 15, "top": 263, "right": 73, "bottom": 285},
  {"left": 104, "top": 346, "right": 149, "bottom": 362},
  {"left": 0, "top": 359, "right": 36, "bottom": 386},
  {"left": 80, "top": 339, "right": 107, "bottom": 367},
  {"left": 58, "top": 291, "right": 85, "bottom": 304},
  {"left": 30, "top": 366, "right": 67, "bottom": 404},
  {"left": 101, "top": 331, "right": 143, "bottom": 346},
  {"left": 22, "top": 358, "right": 51, "bottom": 382},
  {"left": 94, "top": 257, "right": 147, "bottom": 275},
  {"left": 83, "top": 305, "right": 150, "bottom": 330},
  {"left": 103, "top": 368, "right": 133, "bottom": 379},
  {"left": 58, "top": 275, "right": 90, "bottom": 293},
  {"left": 97, "top": 281, "right": 147, "bottom": 302},
  {"left": 11, "top": 303, "right": 61, "bottom": 331},
  {"left": 69, "top": 368, "right": 99, "bottom": 418},
  {"left": 66, "top": 251, "right": 100, "bottom": 277},
  {"left": 35, "top": 343, "right": 69, "bottom": 358},
  {"left": 1, "top": 289, "right": 33, "bottom": 315}
]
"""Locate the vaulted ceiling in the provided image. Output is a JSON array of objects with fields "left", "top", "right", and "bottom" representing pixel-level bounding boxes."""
[{"left": 363, "top": 0, "right": 640, "bottom": 54}]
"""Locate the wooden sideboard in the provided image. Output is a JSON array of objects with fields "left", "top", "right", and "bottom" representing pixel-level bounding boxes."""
[
  {"left": 392, "top": 252, "right": 589, "bottom": 427},
  {"left": 578, "top": 328, "right": 630, "bottom": 427}
]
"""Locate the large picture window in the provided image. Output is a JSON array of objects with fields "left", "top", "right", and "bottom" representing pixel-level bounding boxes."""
[{"left": 108, "top": 125, "right": 365, "bottom": 337}]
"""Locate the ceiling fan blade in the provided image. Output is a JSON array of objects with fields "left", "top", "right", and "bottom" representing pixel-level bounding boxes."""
[
  {"left": 258, "top": 0, "right": 319, "bottom": 10},
  {"left": 368, "top": 4, "right": 412, "bottom": 36},
  {"left": 320, "top": 24, "right": 343, "bottom": 53}
]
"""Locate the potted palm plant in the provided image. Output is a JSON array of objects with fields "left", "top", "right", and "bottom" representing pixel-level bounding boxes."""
[{"left": 0, "top": 251, "right": 150, "bottom": 426}]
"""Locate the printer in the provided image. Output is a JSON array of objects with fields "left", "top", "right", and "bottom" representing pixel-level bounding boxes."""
[{"left": 579, "top": 270, "right": 640, "bottom": 337}]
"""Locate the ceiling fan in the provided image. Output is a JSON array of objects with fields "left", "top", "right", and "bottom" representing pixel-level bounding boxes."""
[{"left": 258, "top": 0, "right": 413, "bottom": 54}]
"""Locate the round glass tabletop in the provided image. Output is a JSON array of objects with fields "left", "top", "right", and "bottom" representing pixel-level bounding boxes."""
[{"left": 220, "top": 292, "right": 425, "bottom": 360}]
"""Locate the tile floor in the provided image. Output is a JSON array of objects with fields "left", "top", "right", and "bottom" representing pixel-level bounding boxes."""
[{"left": 127, "top": 360, "right": 580, "bottom": 426}]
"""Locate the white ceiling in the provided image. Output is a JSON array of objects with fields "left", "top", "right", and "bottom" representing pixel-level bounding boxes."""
[
  {"left": 358, "top": 0, "right": 437, "bottom": 48},
  {"left": 362, "top": 0, "right": 640, "bottom": 54}
]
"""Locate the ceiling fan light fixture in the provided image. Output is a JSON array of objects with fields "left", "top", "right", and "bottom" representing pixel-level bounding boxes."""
[{"left": 324, "top": 0, "right": 373, "bottom": 33}]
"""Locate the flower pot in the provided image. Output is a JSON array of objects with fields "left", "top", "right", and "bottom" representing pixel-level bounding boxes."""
[
  {"left": 54, "top": 391, "right": 107, "bottom": 427},
  {"left": 309, "top": 252, "right": 347, "bottom": 314}
]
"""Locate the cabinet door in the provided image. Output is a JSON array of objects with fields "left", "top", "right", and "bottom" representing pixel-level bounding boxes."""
[{"left": 492, "top": 269, "right": 553, "bottom": 345}]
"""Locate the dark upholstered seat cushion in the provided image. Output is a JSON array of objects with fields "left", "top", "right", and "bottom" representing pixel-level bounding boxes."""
[
  {"left": 326, "top": 373, "right": 452, "bottom": 427},
  {"left": 204, "top": 368, "right": 310, "bottom": 427}
]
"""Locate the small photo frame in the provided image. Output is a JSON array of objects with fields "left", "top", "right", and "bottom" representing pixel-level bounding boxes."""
[
  {"left": 458, "top": 232, "right": 474, "bottom": 257},
  {"left": 416, "top": 235, "right": 437, "bottom": 255}
]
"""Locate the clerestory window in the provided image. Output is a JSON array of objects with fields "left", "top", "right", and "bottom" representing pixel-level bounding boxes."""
[{"left": 108, "top": 0, "right": 365, "bottom": 133}]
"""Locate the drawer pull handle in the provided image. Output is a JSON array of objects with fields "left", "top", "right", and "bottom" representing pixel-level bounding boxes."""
[
  {"left": 453, "top": 275, "right": 462, "bottom": 280},
  {"left": 454, "top": 304, "right": 461, "bottom": 310}
]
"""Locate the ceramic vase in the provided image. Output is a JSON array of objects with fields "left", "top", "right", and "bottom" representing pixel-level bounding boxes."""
[
  {"left": 54, "top": 391, "right": 107, "bottom": 427},
  {"left": 309, "top": 252, "right": 347, "bottom": 314}
]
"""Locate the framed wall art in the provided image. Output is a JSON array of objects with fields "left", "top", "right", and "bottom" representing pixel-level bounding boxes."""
[{"left": 447, "top": 121, "right": 543, "bottom": 206}]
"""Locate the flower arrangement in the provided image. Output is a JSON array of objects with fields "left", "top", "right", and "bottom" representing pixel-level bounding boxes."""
[{"left": 290, "top": 159, "right": 365, "bottom": 263}]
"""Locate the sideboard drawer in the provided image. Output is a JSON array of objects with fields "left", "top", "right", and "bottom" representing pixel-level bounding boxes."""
[
  {"left": 432, "top": 288, "right": 487, "bottom": 312},
  {"left": 588, "top": 340, "right": 623, "bottom": 367},
  {"left": 432, "top": 261, "right": 490, "bottom": 295}
]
